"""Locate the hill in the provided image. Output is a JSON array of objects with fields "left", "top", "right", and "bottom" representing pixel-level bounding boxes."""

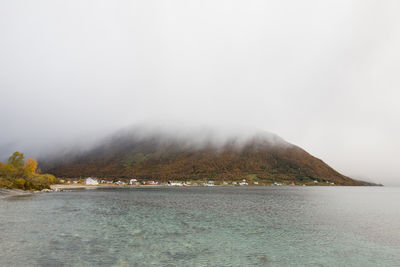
[{"left": 41, "top": 129, "right": 365, "bottom": 185}]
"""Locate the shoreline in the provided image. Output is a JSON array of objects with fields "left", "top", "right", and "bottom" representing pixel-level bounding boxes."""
[
  {"left": 1, "top": 183, "right": 385, "bottom": 197},
  {"left": 50, "top": 184, "right": 181, "bottom": 191},
  {"left": 49, "top": 183, "right": 382, "bottom": 192},
  {"left": 50, "top": 184, "right": 119, "bottom": 191},
  {"left": 0, "top": 188, "right": 33, "bottom": 199}
]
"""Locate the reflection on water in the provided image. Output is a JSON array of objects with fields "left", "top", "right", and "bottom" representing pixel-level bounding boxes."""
[{"left": 1, "top": 187, "right": 400, "bottom": 266}]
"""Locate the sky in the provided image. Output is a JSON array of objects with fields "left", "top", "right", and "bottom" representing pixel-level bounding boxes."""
[{"left": 1, "top": 0, "right": 400, "bottom": 185}]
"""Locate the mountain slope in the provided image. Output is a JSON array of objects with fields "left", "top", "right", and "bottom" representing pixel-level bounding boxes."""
[{"left": 41, "top": 130, "right": 364, "bottom": 185}]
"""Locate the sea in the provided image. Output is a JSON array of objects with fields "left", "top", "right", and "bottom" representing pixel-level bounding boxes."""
[{"left": 0, "top": 186, "right": 399, "bottom": 266}]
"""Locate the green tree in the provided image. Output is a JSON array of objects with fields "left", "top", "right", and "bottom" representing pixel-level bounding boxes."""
[
  {"left": 0, "top": 163, "right": 18, "bottom": 178},
  {"left": 8, "top": 152, "right": 25, "bottom": 168}
]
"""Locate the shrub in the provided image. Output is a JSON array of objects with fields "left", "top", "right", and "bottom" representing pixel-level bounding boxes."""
[{"left": 0, "top": 152, "right": 58, "bottom": 190}]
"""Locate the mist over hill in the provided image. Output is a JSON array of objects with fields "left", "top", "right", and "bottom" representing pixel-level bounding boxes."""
[{"left": 41, "top": 127, "right": 365, "bottom": 185}]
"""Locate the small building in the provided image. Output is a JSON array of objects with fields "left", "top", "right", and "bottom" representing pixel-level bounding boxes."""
[
  {"left": 239, "top": 179, "right": 248, "bottom": 186},
  {"left": 130, "top": 179, "right": 138, "bottom": 185},
  {"left": 85, "top": 177, "right": 99, "bottom": 185},
  {"left": 169, "top": 182, "right": 183, "bottom": 186}
]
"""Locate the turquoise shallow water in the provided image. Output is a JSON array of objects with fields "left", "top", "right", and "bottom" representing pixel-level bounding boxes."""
[{"left": 0, "top": 186, "right": 400, "bottom": 266}]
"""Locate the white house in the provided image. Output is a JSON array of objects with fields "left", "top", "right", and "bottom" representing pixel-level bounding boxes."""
[
  {"left": 85, "top": 177, "right": 99, "bottom": 185},
  {"left": 239, "top": 179, "right": 248, "bottom": 186},
  {"left": 130, "top": 179, "right": 138, "bottom": 185}
]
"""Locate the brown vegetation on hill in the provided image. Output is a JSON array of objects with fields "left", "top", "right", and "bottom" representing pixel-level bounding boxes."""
[{"left": 42, "top": 131, "right": 364, "bottom": 185}]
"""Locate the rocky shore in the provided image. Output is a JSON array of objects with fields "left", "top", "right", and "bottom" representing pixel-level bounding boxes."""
[
  {"left": 0, "top": 188, "right": 33, "bottom": 199},
  {"left": 50, "top": 184, "right": 112, "bottom": 191}
]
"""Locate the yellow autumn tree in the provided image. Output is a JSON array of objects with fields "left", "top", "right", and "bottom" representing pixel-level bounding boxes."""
[{"left": 24, "top": 158, "right": 38, "bottom": 174}]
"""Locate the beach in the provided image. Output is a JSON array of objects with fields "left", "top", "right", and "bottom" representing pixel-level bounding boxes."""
[{"left": 0, "top": 188, "right": 33, "bottom": 199}]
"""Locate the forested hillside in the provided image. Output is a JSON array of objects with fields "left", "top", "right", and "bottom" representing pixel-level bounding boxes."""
[{"left": 42, "top": 131, "right": 364, "bottom": 185}]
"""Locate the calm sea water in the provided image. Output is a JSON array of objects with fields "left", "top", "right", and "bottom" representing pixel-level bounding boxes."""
[{"left": 0, "top": 186, "right": 399, "bottom": 266}]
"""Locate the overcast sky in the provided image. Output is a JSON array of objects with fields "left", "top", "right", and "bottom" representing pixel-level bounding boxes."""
[{"left": 1, "top": 0, "right": 399, "bottom": 185}]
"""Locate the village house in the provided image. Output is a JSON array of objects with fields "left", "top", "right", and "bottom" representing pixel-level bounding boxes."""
[{"left": 85, "top": 177, "right": 99, "bottom": 185}]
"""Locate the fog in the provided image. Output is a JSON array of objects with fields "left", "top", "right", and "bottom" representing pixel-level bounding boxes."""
[{"left": 1, "top": 0, "right": 399, "bottom": 185}]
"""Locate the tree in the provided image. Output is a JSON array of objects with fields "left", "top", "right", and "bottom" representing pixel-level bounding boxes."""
[
  {"left": 24, "top": 158, "right": 38, "bottom": 174},
  {"left": 0, "top": 151, "right": 58, "bottom": 190},
  {"left": 8, "top": 152, "right": 24, "bottom": 168},
  {"left": 0, "top": 163, "right": 17, "bottom": 178}
]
